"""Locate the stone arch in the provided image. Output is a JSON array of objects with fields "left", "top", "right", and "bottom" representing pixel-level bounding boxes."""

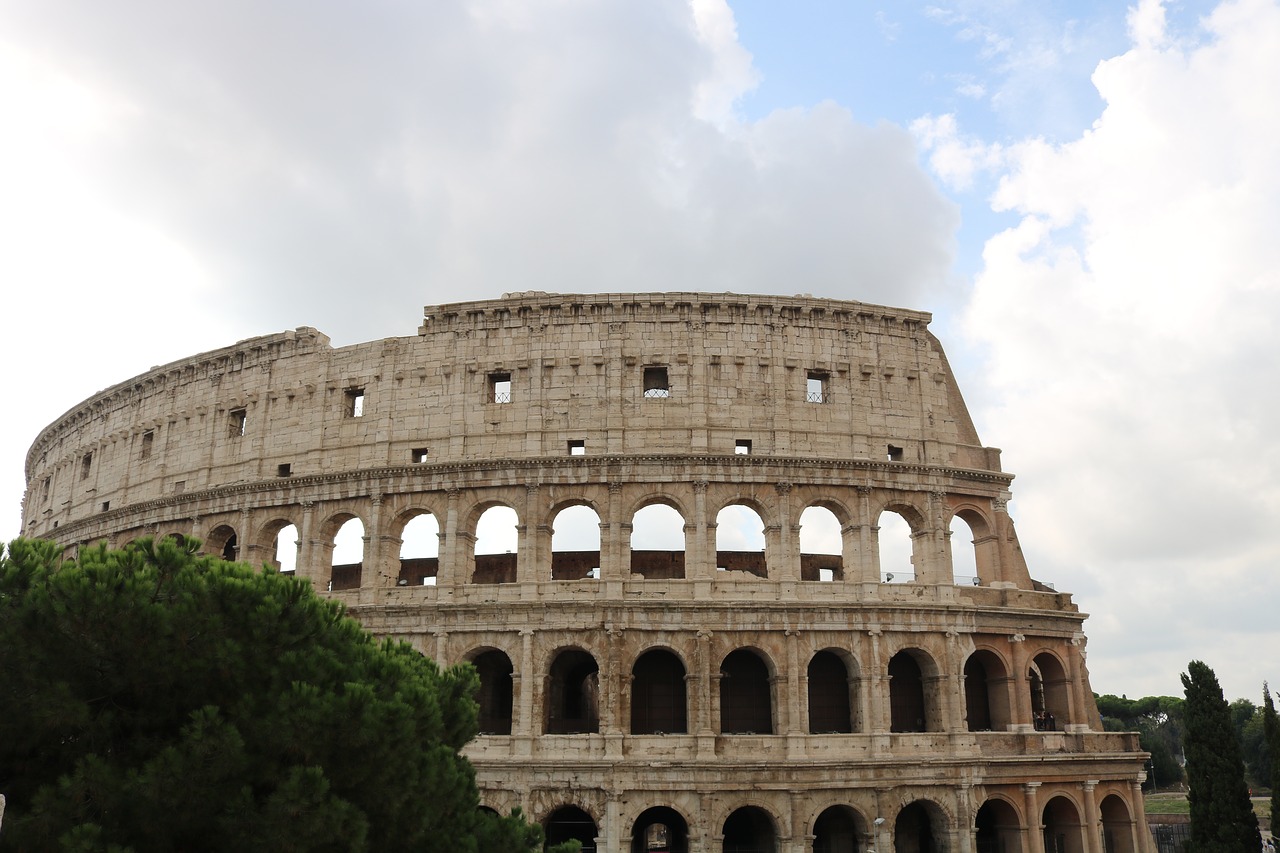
[
  {"left": 1041, "top": 796, "right": 1085, "bottom": 853},
  {"left": 800, "top": 503, "right": 845, "bottom": 581},
  {"left": 545, "top": 646, "right": 600, "bottom": 734},
  {"left": 471, "top": 502, "right": 520, "bottom": 584},
  {"left": 253, "top": 516, "right": 298, "bottom": 572},
  {"left": 1028, "top": 650, "right": 1071, "bottom": 729},
  {"left": 204, "top": 523, "right": 239, "bottom": 561},
  {"left": 808, "top": 648, "right": 858, "bottom": 733},
  {"left": 630, "top": 499, "right": 687, "bottom": 580},
  {"left": 544, "top": 804, "right": 599, "bottom": 853},
  {"left": 813, "top": 803, "right": 868, "bottom": 853},
  {"left": 551, "top": 502, "right": 603, "bottom": 581},
  {"left": 974, "top": 797, "right": 1024, "bottom": 853},
  {"left": 722, "top": 804, "right": 780, "bottom": 853},
  {"left": 321, "top": 512, "right": 365, "bottom": 591},
  {"left": 718, "top": 647, "right": 775, "bottom": 734},
  {"left": 396, "top": 509, "right": 440, "bottom": 586},
  {"left": 465, "top": 646, "right": 514, "bottom": 735},
  {"left": 948, "top": 505, "right": 996, "bottom": 585},
  {"left": 888, "top": 648, "right": 943, "bottom": 733},
  {"left": 893, "top": 799, "right": 950, "bottom": 853},
  {"left": 1099, "top": 794, "right": 1135, "bottom": 853},
  {"left": 715, "top": 502, "right": 768, "bottom": 578},
  {"left": 964, "top": 649, "right": 1013, "bottom": 732},
  {"left": 631, "top": 647, "right": 688, "bottom": 735},
  {"left": 876, "top": 500, "right": 928, "bottom": 583},
  {"left": 630, "top": 805, "right": 690, "bottom": 853}
]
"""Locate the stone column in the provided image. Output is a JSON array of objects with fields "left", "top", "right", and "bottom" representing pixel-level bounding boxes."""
[
  {"left": 1064, "top": 635, "right": 1088, "bottom": 731},
  {"left": 515, "top": 628, "right": 536, "bottom": 757},
  {"left": 788, "top": 789, "right": 809, "bottom": 853},
  {"left": 1128, "top": 780, "right": 1152, "bottom": 853},
  {"left": 604, "top": 625, "right": 625, "bottom": 758},
  {"left": 691, "top": 480, "right": 713, "bottom": 587},
  {"left": 1009, "top": 634, "right": 1032, "bottom": 731},
  {"left": 956, "top": 784, "right": 975, "bottom": 853},
  {"left": 433, "top": 630, "right": 449, "bottom": 664},
  {"left": 1023, "top": 783, "right": 1044, "bottom": 853},
  {"left": 856, "top": 487, "right": 878, "bottom": 583},
  {"left": 866, "top": 629, "right": 887, "bottom": 733},
  {"left": 786, "top": 629, "right": 805, "bottom": 754},
  {"left": 697, "top": 629, "right": 716, "bottom": 759},
  {"left": 1081, "top": 781, "right": 1102, "bottom": 853},
  {"left": 437, "top": 488, "right": 462, "bottom": 587},
  {"left": 944, "top": 629, "right": 966, "bottom": 732},
  {"left": 600, "top": 482, "right": 627, "bottom": 589},
  {"left": 774, "top": 481, "right": 800, "bottom": 583},
  {"left": 519, "top": 483, "right": 544, "bottom": 586},
  {"left": 297, "top": 500, "right": 318, "bottom": 590}
]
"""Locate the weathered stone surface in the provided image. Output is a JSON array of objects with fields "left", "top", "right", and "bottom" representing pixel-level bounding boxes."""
[{"left": 22, "top": 292, "right": 1151, "bottom": 853}]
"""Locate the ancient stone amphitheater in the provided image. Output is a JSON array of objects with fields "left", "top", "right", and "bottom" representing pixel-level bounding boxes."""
[{"left": 23, "top": 292, "right": 1150, "bottom": 853}]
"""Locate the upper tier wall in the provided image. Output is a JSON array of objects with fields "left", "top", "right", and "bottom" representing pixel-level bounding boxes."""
[{"left": 22, "top": 292, "right": 1002, "bottom": 537}]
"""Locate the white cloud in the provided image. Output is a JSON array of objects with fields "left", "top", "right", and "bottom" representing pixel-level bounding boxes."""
[
  {"left": 964, "top": 0, "right": 1280, "bottom": 700},
  {"left": 0, "top": 0, "right": 962, "bottom": 541}
]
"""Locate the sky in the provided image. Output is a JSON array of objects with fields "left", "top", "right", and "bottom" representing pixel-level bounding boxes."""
[{"left": 1, "top": 0, "right": 1277, "bottom": 704}]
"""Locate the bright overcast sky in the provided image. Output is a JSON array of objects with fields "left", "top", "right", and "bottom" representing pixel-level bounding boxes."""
[{"left": 2, "top": 0, "right": 1277, "bottom": 704}]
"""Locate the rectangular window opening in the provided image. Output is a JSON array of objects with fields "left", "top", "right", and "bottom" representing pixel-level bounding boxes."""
[
  {"left": 735, "top": 439, "right": 752, "bottom": 455},
  {"left": 41, "top": 476, "right": 50, "bottom": 503},
  {"left": 229, "top": 408, "right": 247, "bottom": 437},
  {"left": 344, "top": 387, "right": 365, "bottom": 418},
  {"left": 173, "top": 480, "right": 186, "bottom": 494},
  {"left": 277, "top": 463, "right": 292, "bottom": 477},
  {"left": 80, "top": 452, "right": 93, "bottom": 480},
  {"left": 568, "top": 439, "right": 586, "bottom": 456},
  {"left": 101, "top": 501, "right": 110, "bottom": 512},
  {"left": 411, "top": 447, "right": 429, "bottom": 463},
  {"left": 489, "top": 372, "right": 512, "bottom": 404},
  {"left": 887, "top": 444, "right": 904, "bottom": 462},
  {"left": 141, "top": 430, "right": 154, "bottom": 460},
  {"left": 806, "top": 371, "right": 828, "bottom": 404},
  {"left": 643, "top": 365, "right": 670, "bottom": 398}
]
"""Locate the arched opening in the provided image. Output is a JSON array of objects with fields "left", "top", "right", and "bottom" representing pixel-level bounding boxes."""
[
  {"left": 552, "top": 504, "right": 602, "bottom": 580},
  {"left": 894, "top": 801, "right": 946, "bottom": 853},
  {"left": 206, "top": 524, "right": 238, "bottom": 562},
  {"left": 330, "top": 517, "right": 364, "bottom": 591},
  {"left": 964, "top": 651, "right": 1011, "bottom": 732},
  {"left": 1041, "top": 797, "right": 1084, "bottom": 853},
  {"left": 889, "top": 650, "right": 939, "bottom": 733},
  {"left": 631, "top": 503, "right": 686, "bottom": 579},
  {"left": 273, "top": 523, "right": 298, "bottom": 574},
  {"left": 719, "top": 649, "right": 773, "bottom": 734},
  {"left": 545, "top": 648, "right": 600, "bottom": 734},
  {"left": 800, "top": 505, "right": 844, "bottom": 581},
  {"left": 808, "top": 650, "right": 855, "bottom": 733},
  {"left": 474, "top": 505, "right": 519, "bottom": 584},
  {"left": 398, "top": 512, "right": 440, "bottom": 585},
  {"left": 631, "top": 649, "right": 687, "bottom": 734},
  {"left": 722, "top": 806, "right": 777, "bottom": 853},
  {"left": 1029, "top": 653, "right": 1070, "bottom": 730},
  {"left": 631, "top": 806, "right": 688, "bottom": 853},
  {"left": 975, "top": 799, "right": 1023, "bottom": 853},
  {"left": 716, "top": 503, "right": 767, "bottom": 577},
  {"left": 471, "top": 649, "right": 514, "bottom": 735},
  {"left": 1099, "top": 795, "right": 1135, "bottom": 853},
  {"left": 814, "top": 804, "right": 863, "bottom": 853},
  {"left": 877, "top": 510, "right": 915, "bottom": 582},
  {"left": 949, "top": 514, "right": 979, "bottom": 584},
  {"left": 545, "top": 805, "right": 598, "bottom": 853}
]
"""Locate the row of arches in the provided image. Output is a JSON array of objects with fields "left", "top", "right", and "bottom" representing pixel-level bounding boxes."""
[
  {"left": 205, "top": 495, "right": 1000, "bottom": 590},
  {"left": 468, "top": 644, "right": 1075, "bottom": 737},
  {"left": 503, "top": 789, "right": 1140, "bottom": 853}
]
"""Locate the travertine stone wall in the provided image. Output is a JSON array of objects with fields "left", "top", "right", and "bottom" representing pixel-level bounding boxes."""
[{"left": 22, "top": 292, "right": 1151, "bottom": 853}]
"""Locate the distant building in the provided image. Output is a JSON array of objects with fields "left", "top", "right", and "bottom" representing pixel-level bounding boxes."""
[{"left": 24, "top": 292, "right": 1152, "bottom": 853}]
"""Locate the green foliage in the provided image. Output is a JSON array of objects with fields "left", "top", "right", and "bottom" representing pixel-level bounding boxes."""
[
  {"left": 1263, "top": 684, "right": 1280, "bottom": 829},
  {"left": 1180, "top": 661, "right": 1260, "bottom": 853},
  {"left": 0, "top": 537, "right": 544, "bottom": 853},
  {"left": 1096, "top": 692, "right": 1186, "bottom": 790}
]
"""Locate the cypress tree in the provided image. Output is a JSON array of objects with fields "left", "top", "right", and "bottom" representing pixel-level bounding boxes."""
[
  {"left": 1180, "top": 660, "right": 1260, "bottom": 853},
  {"left": 1264, "top": 684, "right": 1280, "bottom": 836}
]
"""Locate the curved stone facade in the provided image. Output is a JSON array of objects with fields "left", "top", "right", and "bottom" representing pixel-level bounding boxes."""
[{"left": 23, "top": 292, "right": 1149, "bottom": 853}]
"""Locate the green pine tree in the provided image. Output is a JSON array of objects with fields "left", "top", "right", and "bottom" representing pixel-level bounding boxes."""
[
  {"left": 0, "top": 536, "right": 551, "bottom": 853},
  {"left": 1263, "top": 684, "right": 1280, "bottom": 836},
  {"left": 1180, "top": 660, "right": 1261, "bottom": 853}
]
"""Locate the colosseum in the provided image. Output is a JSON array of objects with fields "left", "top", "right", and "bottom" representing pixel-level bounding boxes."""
[{"left": 22, "top": 291, "right": 1150, "bottom": 853}]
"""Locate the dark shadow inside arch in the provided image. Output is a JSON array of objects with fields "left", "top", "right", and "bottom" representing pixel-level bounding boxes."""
[
  {"left": 894, "top": 802, "right": 944, "bottom": 853},
  {"left": 719, "top": 649, "right": 773, "bottom": 734},
  {"left": 965, "top": 651, "right": 1011, "bottom": 732},
  {"left": 472, "top": 650, "right": 514, "bottom": 735},
  {"left": 631, "top": 649, "right": 687, "bottom": 734},
  {"left": 808, "top": 650, "right": 855, "bottom": 734},
  {"left": 546, "top": 649, "right": 600, "bottom": 734},
  {"left": 975, "top": 800, "right": 1023, "bottom": 853},
  {"left": 723, "top": 806, "right": 776, "bottom": 853},
  {"left": 1042, "top": 797, "right": 1084, "bottom": 853},
  {"left": 814, "top": 805, "right": 863, "bottom": 853},
  {"left": 889, "top": 652, "right": 926, "bottom": 732},
  {"left": 631, "top": 806, "right": 688, "bottom": 853},
  {"left": 546, "top": 805, "right": 598, "bottom": 853}
]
